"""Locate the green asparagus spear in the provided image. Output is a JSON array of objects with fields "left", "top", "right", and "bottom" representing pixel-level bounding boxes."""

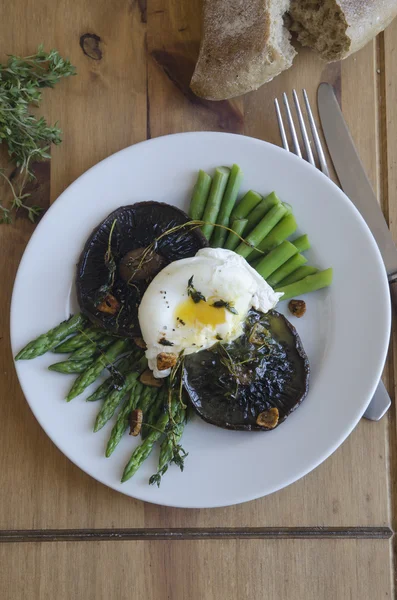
[
  {"left": 149, "top": 404, "right": 187, "bottom": 486},
  {"left": 244, "top": 192, "right": 280, "bottom": 234},
  {"left": 121, "top": 392, "right": 177, "bottom": 483},
  {"left": 275, "top": 268, "right": 333, "bottom": 300},
  {"left": 224, "top": 218, "right": 248, "bottom": 251},
  {"left": 201, "top": 167, "right": 230, "bottom": 240},
  {"left": 48, "top": 358, "right": 95, "bottom": 374},
  {"left": 266, "top": 254, "right": 307, "bottom": 287},
  {"left": 66, "top": 339, "right": 131, "bottom": 402},
  {"left": 189, "top": 170, "right": 212, "bottom": 220},
  {"left": 137, "top": 384, "right": 161, "bottom": 415},
  {"left": 105, "top": 381, "right": 144, "bottom": 457},
  {"left": 85, "top": 353, "right": 140, "bottom": 402},
  {"left": 278, "top": 266, "right": 319, "bottom": 286},
  {"left": 86, "top": 377, "right": 115, "bottom": 403},
  {"left": 247, "top": 214, "right": 297, "bottom": 260},
  {"left": 94, "top": 390, "right": 126, "bottom": 433},
  {"left": 230, "top": 190, "right": 262, "bottom": 221},
  {"left": 211, "top": 164, "right": 243, "bottom": 247},
  {"left": 53, "top": 327, "right": 105, "bottom": 353},
  {"left": 255, "top": 241, "right": 298, "bottom": 281},
  {"left": 121, "top": 420, "right": 166, "bottom": 482},
  {"left": 235, "top": 203, "right": 287, "bottom": 259},
  {"left": 70, "top": 336, "right": 114, "bottom": 360},
  {"left": 158, "top": 405, "right": 186, "bottom": 471},
  {"left": 292, "top": 234, "right": 310, "bottom": 253},
  {"left": 93, "top": 355, "right": 148, "bottom": 430},
  {"left": 15, "top": 313, "right": 87, "bottom": 360},
  {"left": 141, "top": 386, "right": 167, "bottom": 439}
]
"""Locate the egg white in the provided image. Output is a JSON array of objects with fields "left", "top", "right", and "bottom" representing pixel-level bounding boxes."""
[{"left": 138, "top": 248, "right": 283, "bottom": 377}]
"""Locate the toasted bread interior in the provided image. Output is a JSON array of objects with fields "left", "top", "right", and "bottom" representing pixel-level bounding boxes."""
[
  {"left": 289, "top": 0, "right": 349, "bottom": 61},
  {"left": 270, "top": 0, "right": 297, "bottom": 73}
]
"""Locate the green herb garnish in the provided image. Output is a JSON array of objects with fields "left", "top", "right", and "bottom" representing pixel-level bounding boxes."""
[
  {"left": 0, "top": 45, "right": 76, "bottom": 223},
  {"left": 95, "top": 219, "right": 117, "bottom": 305},
  {"left": 104, "top": 219, "right": 117, "bottom": 283},
  {"left": 211, "top": 299, "right": 238, "bottom": 315},
  {"left": 149, "top": 351, "right": 188, "bottom": 487},
  {"left": 187, "top": 275, "right": 206, "bottom": 303},
  {"left": 148, "top": 352, "right": 188, "bottom": 487}
]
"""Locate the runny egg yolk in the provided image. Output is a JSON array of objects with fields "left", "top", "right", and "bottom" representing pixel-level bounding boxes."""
[{"left": 175, "top": 297, "right": 226, "bottom": 329}]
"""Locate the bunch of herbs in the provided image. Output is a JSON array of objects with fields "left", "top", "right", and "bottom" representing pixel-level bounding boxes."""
[{"left": 0, "top": 45, "right": 75, "bottom": 223}]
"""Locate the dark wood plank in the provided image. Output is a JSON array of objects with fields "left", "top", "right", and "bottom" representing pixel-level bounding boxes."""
[{"left": 0, "top": 527, "right": 392, "bottom": 543}]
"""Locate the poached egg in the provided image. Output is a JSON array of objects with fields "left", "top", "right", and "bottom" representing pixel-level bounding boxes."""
[{"left": 138, "top": 248, "right": 282, "bottom": 378}]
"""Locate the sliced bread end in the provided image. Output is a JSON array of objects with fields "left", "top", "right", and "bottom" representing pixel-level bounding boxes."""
[
  {"left": 289, "top": 0, "right": 397, "bottom": 62},
  {"left": 191, "top": 0, "right": 296, "bottom": 101}
]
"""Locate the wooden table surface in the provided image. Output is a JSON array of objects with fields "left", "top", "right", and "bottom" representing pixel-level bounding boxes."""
[{"left": 1, "top": 2, "right": 396, "bottom": 598}]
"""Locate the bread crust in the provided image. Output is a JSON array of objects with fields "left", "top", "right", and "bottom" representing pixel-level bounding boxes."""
[
  {"left": 342, "top": 0, "right": 397, "bottom": 57},
  {"left": 289, "top": 0, "right": 397, "bottom": 61},
  {"left": 190, "top": 0, "right": 397, "bottom": 100},
  {"left": 191, "top": 0, "right": 296, "bottom": 100}
]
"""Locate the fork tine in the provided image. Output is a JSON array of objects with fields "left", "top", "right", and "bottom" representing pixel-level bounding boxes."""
[
  {"left": 302, "top": 89, "right": 330, "bottom": 178},
  {"left": 292, "top": 89, "right": 315, "bottom": 167},
  {"left": 274, "top": 98, "right": 289, "bottom": 152},
  {"left": 282, "top": 93, "right": 302, "bottom": 158}
]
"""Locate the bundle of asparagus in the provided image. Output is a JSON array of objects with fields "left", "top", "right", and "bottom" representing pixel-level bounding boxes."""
[
  {"left": 15, "top": 316, "right": 187, "bottom": 485},
  {"left": 189, "top": 164, "right": 333, "bottom": 299}
]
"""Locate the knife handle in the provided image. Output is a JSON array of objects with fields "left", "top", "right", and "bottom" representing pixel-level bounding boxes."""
[
  {"left": 363, "top": 379, "right": 391, "bottom": 421},
  {"left": 390, "top": 279, "right": 397, "bottom": 313}
]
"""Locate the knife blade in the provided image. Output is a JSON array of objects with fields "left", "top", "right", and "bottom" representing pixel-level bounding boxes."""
[
  {"left": 317, "top": 83, "right": 393, "bottom": 421},
  {"left": 317, "top": 82, "right": 397, "bottom": 280}
]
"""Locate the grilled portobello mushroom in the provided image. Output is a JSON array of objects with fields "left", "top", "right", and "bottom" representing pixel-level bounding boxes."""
[
  {"left": 76, "top": 202, "right": 207, "bottom": 337},
  {"left": 183, "top": 310, "right": 309, "bottom": 431}
]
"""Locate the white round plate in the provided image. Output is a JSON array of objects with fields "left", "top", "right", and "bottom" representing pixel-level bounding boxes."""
[{"left": 11, "top": 132, "right": 391, "bottom": 508}]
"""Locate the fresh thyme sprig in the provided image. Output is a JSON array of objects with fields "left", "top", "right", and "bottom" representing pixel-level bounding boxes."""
[
  {"left": 149, "top": 352, "right": 189, "bottom": 487},
  {"left": 0, "top": 45, "right": 76, "bottom": 223},
  {"left": 96, "top": 218, "right": 118, "bottom": 302},
  {"left": 125, "top": 219, "right": 266, "bottom": 283}
]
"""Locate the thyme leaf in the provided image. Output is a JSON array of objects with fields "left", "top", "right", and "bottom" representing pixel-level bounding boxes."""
[
  {"left": 187, "top": 275, "right": 206, "bottom": 304},
  {"left": 211, "top": 299, "right": 238, "bottom": 315}
]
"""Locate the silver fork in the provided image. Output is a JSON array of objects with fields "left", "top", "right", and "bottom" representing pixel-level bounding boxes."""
[
  {"left": 275, "top": 89, "right": 390, "bottom": 422},
  {"left": 275, "top": 90, "right": 330, "bottom": 176}
]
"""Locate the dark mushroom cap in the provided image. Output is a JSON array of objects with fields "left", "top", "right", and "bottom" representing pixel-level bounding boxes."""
[
  {"left": 183, "top": 310, "right": 310, "bottom": 431},
  {"left": 76, "top": 202, "right": 208, "bottom": 337}
]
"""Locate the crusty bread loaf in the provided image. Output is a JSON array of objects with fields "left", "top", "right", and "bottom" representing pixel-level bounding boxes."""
[
  {"left": 289, "top": 0, "right": 397, "bottom": 61},
  {"left": 190, "top": 0, "right": 397, "bottom": 100},
  {"left": 190, "top": 0, "right": 296, "bottom": 100}
]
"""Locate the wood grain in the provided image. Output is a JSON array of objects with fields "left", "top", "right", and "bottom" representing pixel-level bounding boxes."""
[
  {"left": 1, "top": 0, "right": 397, "bottom": 596},
  {"left": 0, "top": 0, "right": 147, "bottom": 531},
  {"left": 0, "top": 527, "right": 392, "bottom": 542},
  {"left": 0, "top": 0, "right": 394, "bottom": 540},
  {"left": 48, "top": 0, "right": 147, "bottom": 203},
  {"left": 0, "top": 539, "right": 393, "bottom": 600},
  {"left": 383, "top": 17, "right": 397, "bottom": 588},
  {"left": 147, "top": 0, "right": 244, "bottom": 135}
]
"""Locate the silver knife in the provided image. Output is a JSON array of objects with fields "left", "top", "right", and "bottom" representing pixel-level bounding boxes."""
[{"left": 317, "top": 82, "right": 395, "bottom": 421}]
